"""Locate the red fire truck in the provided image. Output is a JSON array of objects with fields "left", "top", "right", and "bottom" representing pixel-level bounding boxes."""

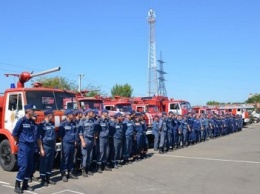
[
  {"left": 63, "top": 91, "right": 104, "bottom": 112},
  {"left": 132, "top": 96, "right": 192, "bottom": 116},
  {"left": 103, "top": 96, "right": 132, "bottom": 117},
  {"left": 0, "top": 67, "right": 76, "bottom": 171}
]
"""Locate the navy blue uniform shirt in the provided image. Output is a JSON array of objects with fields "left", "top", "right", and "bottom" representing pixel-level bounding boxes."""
[{"left": 12, "top": 116, "right": 36, "bottom": 144}]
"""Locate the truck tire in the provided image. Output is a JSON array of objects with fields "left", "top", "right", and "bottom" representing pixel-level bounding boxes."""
[{"left": 0, "top": 139, "right": 17, "bottom": 171}]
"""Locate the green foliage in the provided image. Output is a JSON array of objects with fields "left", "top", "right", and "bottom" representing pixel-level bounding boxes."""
[
  {"left": 33, "top": 76, "right": 77, "bottom": 91},
  {"left": 111, "top": 83, "right": 133, "bottom": 98},
  {"left": 246, "top": 94, "right": 260, "bottom": 103},
  {"left": 82, "top": 84, "right": 107, "bottom": 97},
  {"left": 206, "top": 101, "right": 221, "bottom": 105}
]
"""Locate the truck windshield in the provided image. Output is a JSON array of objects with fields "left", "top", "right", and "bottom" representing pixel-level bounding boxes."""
[
  {"left": 115, "top": 103, "right": 132, "bottom": 112},
  {"left": 79, "top": 100, "right": 103, "bottom": 110},
  {"left": 26, "top": 91, "right": 76, "bottom": 110},
  {"left": 180, "top": 102, "right": 192, "bottom": 111},
  {"left": 147, "top": 105, "right": 159, "bottom": 113}
]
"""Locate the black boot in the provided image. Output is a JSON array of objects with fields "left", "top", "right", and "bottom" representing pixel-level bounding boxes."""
[
  {"left": 86, "top": 165, "right": 93, "bottom": 175},
  {"left": 61, "top": 172, "right": 68, "bottom": 182},
  {"left": 82, "top": 167, "right": 88, "bottom": 177},
  {"left": 159, "top": 147, "right": 164, "bottom": 154},
  {"left": 68, "top": 172, "right": 78, "bottom": 179},
  {"left": 14, "top": 180, "right": 22, "bottom": 194},
  {"left": 46, "top": 174, "right": 56, "bottom": 185},
  {"left": 40, "top": 177, "right": 48, "bottom": 187},
  {"left": 103, "top": 163, "right": 112, "bottom": 171},
  {"left": 97, "top": 164, "right": 103, "bottom": 173},
  {"left": 22, "top": 179, "right": 34, "bottom": 191}
]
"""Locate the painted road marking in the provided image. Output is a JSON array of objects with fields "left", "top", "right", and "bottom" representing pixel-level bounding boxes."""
[
  {"left": 2, "top": 185, "right": 14, "bottom": 189},
  {"left": 156, "top": 154, "right": 260, "bottom": 164},
  {"left": 2, "top": 184, "right": 38, "bottom": 194},
  {"left": 26, "top": 191, "right": 38, "bottom": 194},
  {"left": 0, "top": 181, "right": 10, "bottom": 185},
  {"left": 52, "top": 190, "right": 85, "bottom": 194}
]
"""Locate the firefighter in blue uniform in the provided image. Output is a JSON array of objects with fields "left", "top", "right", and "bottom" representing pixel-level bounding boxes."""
[
  {"left": 176, "top": 115, "right": 182, "bottom": 147},
  {"left": 12, "top": 104, "right": 36, "bottom": 193},
  {"left": 59, "top": 109, "right": 78, "bottom": 182},
  {"left": 213, "top": 115, "right": 219, "bottom": 138},
  {"left": 200, "top": 115, "right": 206, "bottom": 141},
  {"left": 73, "top": 110, "right": 83, "bottom": 173},
  {"left": 134, "top": 112, "right": 146, "bottom": 159},
  {"left": 30, "top": 113, "right": 40, "bottom": 182},
  {"left": 187, "top": 113, "right": 194, "bottom": 145},
  {"left": 123, "top": 110, "right": 136, "bottom": 163},
  {"left": 140, "top": 112, "right": 148, "bottom": 158},
  {"left": 158, "top": 112, "right": 167, "bottom": 154},
  {"left": 208, "top": 115, "right": 214, "bottom": 138},
  {"left": 204, "top": 114, "right": 210, "bottom": 140},
  {"left": 78, "top": 109, "right": 96, "bottom": 177},
  {"left": 37, "top": 109, "right": 56, "bottom": 186},
  {"left": 179, "top": 115, "right": 190, "bottom": 147},
  {"left": 232, "top": 114, "right": 237, "bottom": 132},
  {"left": 166, "top": 112, "right": 174, "bottom": 151},
  {"left": 152, "top": 115, "right": 160, "bottom": 151},
  {"left": 111, "top": 112, "right": 124, "bottom": 168},
  {"left": 238, "top": 115, "right": 243, "bottom": 131},
  {"left": 91, "top": 109, "right": 99, "bottom": 171},
  {"left": 192, "top": 114, "right": 201, "bottom": 143},
  {"left": 173, "top": 114, "right": 180, "bottom": 148},
  {"left": 96, "top": 109, "right": 112, "bottom": 173}
]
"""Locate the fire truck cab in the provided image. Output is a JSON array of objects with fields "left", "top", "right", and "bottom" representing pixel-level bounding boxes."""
[
  {"left": 0, "top": 67, "right": 76, "bottom": 171},
  {"left": 166, "top": 99, "right": 192, "bottom": 115},
  {"left": 103, "top": 96, "right": 132, "bottom": 117}
]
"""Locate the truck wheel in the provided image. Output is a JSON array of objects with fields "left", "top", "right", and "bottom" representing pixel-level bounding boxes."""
[{"left": 0, "top": 139, "right": 17, "bottom": 171}]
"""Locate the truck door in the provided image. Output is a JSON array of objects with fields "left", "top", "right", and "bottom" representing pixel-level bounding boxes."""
[
  {"left": 4, "top": 93, "right": 24, "bottom": 132},
  {"left": 169, "top": 103, "right": 181, "bottom": 115}
]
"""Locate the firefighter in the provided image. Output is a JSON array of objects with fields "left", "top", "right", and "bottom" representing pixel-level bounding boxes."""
[
  {"left": 92, "top": 109, "right": 100, "bottom": 171},
  {"left": 79, "top": 109, "right": 96, "bottom": 177},
  {"left": 172, "top": 114, "right": 179, "bottom": 148},
  {"left": 200, "top": 114, "right": 207, "bottom": 141},
  {"left": 152, "top": 115, "right": 160, "bottom": 151},
  {"left": 213, "top": 114, "right": 219, "bottom": 137},
  {"left": 195, "top": 114, "right": 202, "bottom": 143},
  {"left": 30, "top": 113, "right": 40, "bottom": 182},
  {"left": 187, "top": 113, "right": 194, "bottom": 145},
  {"left": 179, "top": 115, "right": 190, "bottom": 147},
  {"left": 12, "top": 104, "right": 36, "bottom": 193},
  {"left": 73, "top": 110, "right": 83, "bottom": 173},
  {"left": 123, "top": 110, "right": 136, "bottom": 163},
  {"left": 37, "top": 109, "right": 56, "bottom": 186},
  {"left": 140, "top": 112, "right": 148, "bottom": 158},
  {"left": 133, "top": 113, "right": 146, "bottom": 160},
  {"left": 238, "top": 115, "right": 243, "bottom": 131},
  {"left": 158, "top": 112, "right": 168, "bottom": 154},
  {"left": 166, "top": 111, "right": 174, "bottom": 151},
  {"left": 208, "top": 115, "right": 214, "bottom": 139},
  {"left": 59, "top": 109, "right": 78, "bottom": 182},
  {"left": 110, "top": 112, "right": 124, "bottom": 168},
  {"left": 176, "top": 115, "right": 183, "bottom": 147},
  {"left": 96, "top": 109, "right": 112, "bottom": 173}
]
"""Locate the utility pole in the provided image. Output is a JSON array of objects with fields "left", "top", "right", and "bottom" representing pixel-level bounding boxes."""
[{"left": 78, "top": 74, "right": 84, "bottom": 92}]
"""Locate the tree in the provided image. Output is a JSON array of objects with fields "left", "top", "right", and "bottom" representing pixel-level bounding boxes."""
[
  {"left": 246, "top": 94, "right": 260, "bottom": 103},
  {"left": 111, "top": 83, "right": 133, "bottom": 98},
  {"left": 206, "top": 101, "right": 221, "bottom": 105},
  {"left": 82, "top": 84, "right": 108, "bottom": 97},
  {"left": 33, "top": 76, "right": 77, "bottom": 91}
]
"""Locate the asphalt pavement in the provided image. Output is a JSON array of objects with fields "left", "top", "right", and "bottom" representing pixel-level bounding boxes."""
[{"left": 1, "top": 123, "right": 260, "bottom": 194}]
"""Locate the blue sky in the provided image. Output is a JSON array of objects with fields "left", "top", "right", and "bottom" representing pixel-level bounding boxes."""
[{"left": 0, "top": 0, "right": 259, "bottom": 105}]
